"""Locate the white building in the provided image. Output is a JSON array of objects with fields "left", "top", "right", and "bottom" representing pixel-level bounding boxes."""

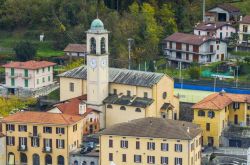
[
  {"left": 206, "top": 4, "right": 241, "bottom": 22},
  {"left": 163, "top": 32, "right": 227, "bottom": 66},
  {"left": 2, "top": 60, "right": 56, "bottom": 97},
  {"left": 194, "top": 22, "right": 236, "bottom": 40}
]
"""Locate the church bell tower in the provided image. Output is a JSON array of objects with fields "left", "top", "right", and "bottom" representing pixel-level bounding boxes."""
[{"left": 86, "top": 18, "right": 109, "bottom": 128}]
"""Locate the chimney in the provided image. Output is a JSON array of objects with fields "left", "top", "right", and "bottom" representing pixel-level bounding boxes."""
[
  {"left": 187, "top": 127, "right": 190, "bottom": 133},
  {"left": 219, "top": 89, "right": 226, "bottom": 96},
  {"left": 79, "top": 101, "right": 86, "bottom": 115}
]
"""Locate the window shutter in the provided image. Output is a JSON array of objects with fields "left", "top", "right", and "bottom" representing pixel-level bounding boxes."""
[
  {"left": 43, "top": 127, "right": 45, "bottom": 133},
  {"left": 24, "top": 138, "right": 27, "bottom": 145},
  {"left": 43, "top": 139, "right": 45, "bottom": 148},
  {"left": 153, "top": 143, "right": 155, "bottom": 150},
  {"left": 25, "top": 126, "right": 27, "bottom": 132},
  {"left": 62, "top": 140, "right": 65, "bottom": 148},
  {"left": 37, "top": 138, "right": 40, "bottom": 147},
  {"left": 56, "top": 139, "right": 58, "bottom": 148},
  {"left": 19, "top": 137, "right": 21, "bottom": 146},
  {"left": 6, "top": 137, "right": 9, "bottom": 145},
  {"left": 18, "top": 125, "right": 20, "bottom": 131},
  {"left": 31, "top": 138, "right": 33, "bottom": 147},
  {"left": 62, "top": 128, "right": 65, "bottom": 134},
  {"left": 12, "top": 125, "right": 15, "bottom": 131},
  {"left": 126, "top": 141, "right": 128, "bottom": 148},
  {"left": 50, "top": 139, "right": 52, "bottom": 147},
  {"left": 180, "top": 145, "right": 182, "bottom": 152},
  {"left": 13, "top": 137, "right": 15, "bottom": 146},
  {"left": 6, "top": 125, "right": 8, "bottom": 131},
  {"left": 56, "top": 128, "right": 58, "bottom": 134},
  {"left": 120, "top": 141, "right": 122, "bottom": 148}
]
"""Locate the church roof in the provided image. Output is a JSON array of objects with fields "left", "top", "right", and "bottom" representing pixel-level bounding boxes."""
[
  {"left": 103, "top": 94, "right": 154, "bottom": 108},
  {"left": 58, "top": 66, "right": 165, "bottom": 87}
]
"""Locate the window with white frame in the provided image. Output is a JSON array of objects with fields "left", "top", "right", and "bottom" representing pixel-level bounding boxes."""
[
  {"left": 175, "top": 144, "right": 182, "bottom": 152},
  {"left": 161, "top": 143, "right": 168, "bottom": 151},
  {"left": 175, "top": 157, "right": 182, "bottom": 165},
  {"left": 147, "top": 156, "right": 155, "bottom": 164},
  {"left": 161, "top": 157, "right": 168, "bottom": 165},
  {"left": 56, "top": 139, "right": 65, "bottom": 149},
  {"left": 120, "top": 140, "right": 128, "bottom": 148},
  {"left": 147, "top": 142, "right": 155, "bottom": 150}
]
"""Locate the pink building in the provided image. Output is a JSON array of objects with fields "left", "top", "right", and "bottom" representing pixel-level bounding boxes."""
[{"left": 2, "top": 60, "right": 56, "bottom": 95}]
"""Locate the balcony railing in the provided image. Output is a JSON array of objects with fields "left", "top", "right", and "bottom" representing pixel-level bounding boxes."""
[
  {"left": 164, "top": 47, "right": 216, "bottom": 55},
  {"left": 28, "top": 132, "right": 41, "bottom": 138},
  {"left": 43, "top": 147, "right": 52, "bottom": 153},
  {"left": 21, "top": 74, "right": 32, "bottom": 79},
  {"left": 6, "top": 73, "right": 18, "bottom": 78},
  {"left": 18, "top": 145, "right": 27, "bottom": 151}
]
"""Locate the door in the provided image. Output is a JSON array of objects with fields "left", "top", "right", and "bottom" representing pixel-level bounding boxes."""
[
  {"left": 234, "top": 115, "right": 238, "bottom": 125},
  {"left": 193, "top": 55, "right": 199, "bottom": 62},
  {"left": 220, "top": 32, "right": 223, "bottom": 39},
  {"left": 221, "top": 54, "right": 224, "bottom": 61},
  {"left": 208, "top": 137, "right": 214, "bottom": 147}
]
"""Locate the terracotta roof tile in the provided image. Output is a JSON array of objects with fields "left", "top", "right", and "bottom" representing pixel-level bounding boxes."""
[
  {"left": 240, "top": 15, "right": 250, "bottom": 24},
  {"left": 2, "top": 111, "right": 82, "bottom": 125},
  {"left": 2, "top": 60, "right": 56, "bottom": 70},
  {"left": 192, "top": 92, "right": 250, "bottom": 110},
  {"left": 217, "top": 4, "right": 240, "bottom": 13},
  {"left": 164, "top": 32, "right": 213, "bottom": 46},
  {"left": 102, "top": 117, "right": 202, "bottom": 140},
  {"left": 64, "top": 44, "right": 86, "bottom": 52},
  {"left": 54, "top": 95, "right": 97, "bottom": 116},
  {"left": 195, "top": 22, "right": 233, "bottom": 31}
]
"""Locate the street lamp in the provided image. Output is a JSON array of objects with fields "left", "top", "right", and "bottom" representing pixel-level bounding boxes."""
[{"left": 128, "top": 38, "right": 134, "bottom": 70}]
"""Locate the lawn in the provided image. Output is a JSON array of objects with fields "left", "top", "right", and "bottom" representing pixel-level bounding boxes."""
[
  {"left": 230, "top": 51, "right": 250, "bottom": 57},
  {"left": 232, "top": 1, "right": 250, "bottom": 15},
  {"left": 0, "top": 30, "right": 64, "bottom": 58}
]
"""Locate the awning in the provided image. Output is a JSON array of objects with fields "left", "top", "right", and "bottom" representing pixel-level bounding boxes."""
[{"left": 160, "top": 103, "right": 174, "bottom": 111}]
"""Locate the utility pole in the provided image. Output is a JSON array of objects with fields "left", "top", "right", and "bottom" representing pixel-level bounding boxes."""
[
  {"left": 128, "top": 38, "right": 133, "bottom": 70},
  {"left": 203, "top": 0, "right": 206, "bottom": 22},
  {"left": 214, "top": 76, "right": 217, "bottom": 92},
  {"left": 236, "top": 66, "right": 239, "bottom": 88},
  {"left": 179, "top": 62, "right": 182, "bottom": 82}
]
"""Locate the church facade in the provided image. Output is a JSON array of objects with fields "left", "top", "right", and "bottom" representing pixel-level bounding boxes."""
[{"left": 58, "top": 18, "right": 179, "bottom": 128}]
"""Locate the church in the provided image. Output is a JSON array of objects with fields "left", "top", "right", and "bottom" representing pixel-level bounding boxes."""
[{"left": 58, "top": 18, "right": 179, "bottom": 128}]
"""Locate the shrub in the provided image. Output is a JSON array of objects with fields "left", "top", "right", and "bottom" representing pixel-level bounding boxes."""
[
  {"left": 14, "top": 41, "right": 37, "bottom": 61},
  {"left": 188, "top": 67, "right": 201, "bottom": 79}
]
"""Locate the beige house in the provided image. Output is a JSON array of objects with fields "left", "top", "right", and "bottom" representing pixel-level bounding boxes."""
[
  {"left": 58, "top": 18, "right": 179, "bottom": 128},
  {"left": 238, "top": 15, "right": 250, "bottom": 50},
  {"left": 0, "top": 132, "right": 6, "bottom": 165},
  {"left": 100, "top": 117, "right": 202, "bottom": 165},
  {"left": 2, "top": 111, "right": 84, "bottom": 165}
]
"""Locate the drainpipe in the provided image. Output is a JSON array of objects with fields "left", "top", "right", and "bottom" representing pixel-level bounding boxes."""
[
  {"left": 188, "top": 140, "right": 190, "bottom": 165},
  {"left": 67, "top": 125, "right": 69, "bottom": 165}
]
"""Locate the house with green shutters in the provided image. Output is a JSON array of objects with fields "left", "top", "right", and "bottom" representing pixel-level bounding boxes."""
[{"left": 1, "top": 60, "right": 56, "bottom": 97}]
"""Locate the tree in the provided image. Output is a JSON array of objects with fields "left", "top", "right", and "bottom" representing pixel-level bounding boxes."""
[
  {"left": 188, "top": 66, "right": 201, "bottom": 79},
  {"left": 14, "top": 41, "right": 37, "bottom": 61},
  {"left": 157, "top": 4, "right": 177, "bottom": 36}
]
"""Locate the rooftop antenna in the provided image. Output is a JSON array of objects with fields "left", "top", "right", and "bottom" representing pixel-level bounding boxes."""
[{"left": 203, "top": 0, "right": 206, "bottom": 22}]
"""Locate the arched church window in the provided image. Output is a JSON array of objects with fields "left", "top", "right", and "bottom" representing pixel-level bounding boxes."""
[
  {"left": 101, "top": 37, "right": 106, "bottom": 54},
  {"left": 90, "top": 38, "right": 96, "bottom": 54}
]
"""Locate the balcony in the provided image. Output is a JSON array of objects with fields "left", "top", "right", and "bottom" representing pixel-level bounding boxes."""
[
  {"left": 43, "top": 147, "right": 52, "bottom": 153},
  {"left": 21, "top": 74, "right": 32, "bottom": 79},
  {"left": 28, "top": 132, "right": 41, "bottom": 138},
  {"left": 18, "top": 145, "right": 27, "bottom": 151},
  {"left": 6, "top": 73, "right": 18, "bottom": 78},
  {"left": 164, "top": 47, "right": 215, "bottom": 55}
]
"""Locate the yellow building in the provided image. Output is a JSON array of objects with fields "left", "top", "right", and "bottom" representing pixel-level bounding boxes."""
[
  {"left": 2, "top": 111, "right": 84, "bottom": 165},
  {"left": 100, "top": 117, "right": 202, "bottom": 165},
  {"left": 58, "top": 18, "right": 179, "bottom": 128},
  {"left": 192, "top": 91, "right": 250, "bottom": 147}
]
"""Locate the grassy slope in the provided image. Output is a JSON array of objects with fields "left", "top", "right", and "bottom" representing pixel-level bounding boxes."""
[
  {"left": 0, "top": 30, "right": 64, "bottom": 58},
  {"left": 232, "top": 0, "right": 250, "bottom": 15}
]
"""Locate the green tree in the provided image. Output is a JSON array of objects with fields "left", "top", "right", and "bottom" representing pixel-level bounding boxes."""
[
  {"left": 188, "top": 66, "right": 201, "bottom": 79},
  {"left": 14, "top": 41, "right": 37, "bottom": 61},
  {"left": 157, "top": 4, "right": 177, "bottom": 36}
]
